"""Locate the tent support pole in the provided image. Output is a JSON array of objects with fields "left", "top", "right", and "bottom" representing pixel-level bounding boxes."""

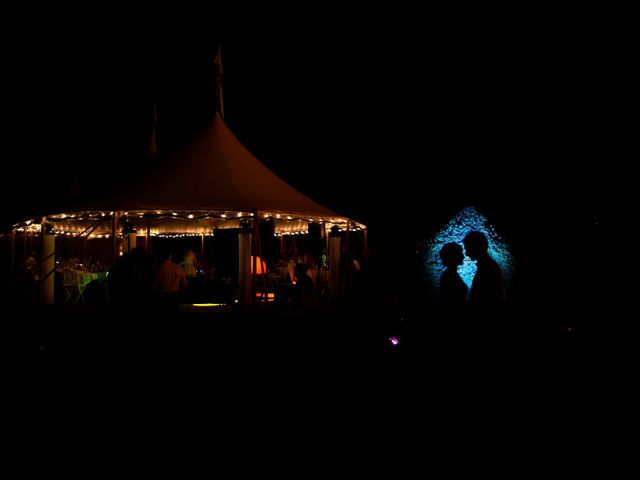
[
  {"left": 252, "top": 217, "right": 258, "bottom": 307},
  {"left": 345, "top": 222, "right": 350, "bottom": 256},
  {"left": 324, "top": 224, "right": 329, "bottom": 261},
  {"left": 363, "top": 228, "right": 369, "bottom": 269},
  {"left": 237, "top": 220, "right": 252, "bottom": 310},
  {"left": 255, "top": 217, "right": 267, "bottom": 301},
  {"left": 41, "top": 226, "right": 55, "bottom": 305},
  {"left": 329, "top": 225, "right": 341, "bottom": 299},
  {"left": 112, "top": 212, "right": 118, "bottom": 265},
  {"left": 10, "top": 229, "right": 15, "bottom": 274},
  {"left": 146, "top": 219, "right": 152, "bottom": 255}
]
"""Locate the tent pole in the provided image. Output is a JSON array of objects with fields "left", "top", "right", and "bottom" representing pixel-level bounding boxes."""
[
  {"left": 363, "top": 227, "right": 369, "bottom": 269},
  {"left": 237, "top": 220, "right": 252, "bottom": 310},
  {"left": 112, "top": 212, "right": 118, "bottom": 266},
  {"left": 345, "top": 222, "right": 350, "bottom": 255},
  {"left": 252, "top": 216, "right": 259, "bottom": 306},
  {"left": 41, "top": 225, "right": 55, "bottom": 305},
  {"left": 324, "top": 223, "right": 329, "bottom": 261},
  {"left": 329, "top": 225, "right": 341, "bottom": 299},
  {"left": 10, "top": 229, "right": 15, "bottom": 274},
  {"left": 255, "top": 217, "right": 267, "bottom": 301},
  {"left": 146, "top": 219, "right": 152, "bottom": 255}
]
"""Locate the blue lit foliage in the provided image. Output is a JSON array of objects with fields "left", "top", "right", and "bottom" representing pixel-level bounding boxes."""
[{"left": 424, "top": 206, "right": 514, "bottom": 290}]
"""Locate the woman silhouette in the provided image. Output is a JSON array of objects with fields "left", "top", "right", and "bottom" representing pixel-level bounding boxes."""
[{"left": 439, "top": 242, "right": 468, "bottom": 321}]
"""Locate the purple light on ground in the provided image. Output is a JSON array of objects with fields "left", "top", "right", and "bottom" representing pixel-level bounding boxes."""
[{"left": 389, "top": 337, "right": 399, "bottom": 346}]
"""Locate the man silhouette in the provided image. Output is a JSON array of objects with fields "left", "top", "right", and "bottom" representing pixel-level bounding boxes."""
[{"left": 462, "top": 231, "right": 506, "bottom": 320}]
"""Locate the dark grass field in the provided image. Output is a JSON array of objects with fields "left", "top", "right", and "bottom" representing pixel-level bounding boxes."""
[{"left": 6, "top": 293, "right": 632, "bottom": 436}]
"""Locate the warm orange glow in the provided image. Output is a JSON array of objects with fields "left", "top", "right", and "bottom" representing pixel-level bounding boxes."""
[
  {"left": 255, "top": 292, "right": 275, "bottom": 300},
  {"left": 250, "top": 256, "right": 267, "bottom": 275}
]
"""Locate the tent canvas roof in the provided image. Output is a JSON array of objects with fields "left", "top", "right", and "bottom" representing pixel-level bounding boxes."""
[{"left": 72, "top": 113, "right": 340, "bottom": 220}]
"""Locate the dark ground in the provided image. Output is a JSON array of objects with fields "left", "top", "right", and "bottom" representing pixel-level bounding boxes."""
[{"left": 5, "top": 289, "right": 632, "bottom": 436}]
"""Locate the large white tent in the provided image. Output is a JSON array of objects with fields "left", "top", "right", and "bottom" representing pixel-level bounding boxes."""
[
  {"left": 12, "top": 105, "right": 364, "bottom": 306},
  {"left": 14, "top": 112, "right": 364, "bottom": 238},
  {"left": 10, "top": 47, "right": 366, "bottom": 306}
]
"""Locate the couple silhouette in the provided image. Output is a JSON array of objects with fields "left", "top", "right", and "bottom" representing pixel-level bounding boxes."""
[{"left": 439, "top": 231, "right": 506, "bottom": 323}]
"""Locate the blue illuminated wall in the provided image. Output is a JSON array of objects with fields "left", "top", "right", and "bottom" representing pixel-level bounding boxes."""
[{"left": 423, "top": 206, "right": 514, "bottom": 291}]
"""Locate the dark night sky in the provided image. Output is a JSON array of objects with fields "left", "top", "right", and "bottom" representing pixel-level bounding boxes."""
[
  {"left": 0, "top": 12, "right": 633, "bottom": 426},
  {"left": 2, "top": 13, "right": 625, "bottom": 249}
]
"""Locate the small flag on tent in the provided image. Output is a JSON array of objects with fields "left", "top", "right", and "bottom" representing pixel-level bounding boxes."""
[
  {"left": 148, "top": 105, "right": 158, "bottom": 159},
  {"left": 214, "top": 45, "right": 225, "bottom": 119}
]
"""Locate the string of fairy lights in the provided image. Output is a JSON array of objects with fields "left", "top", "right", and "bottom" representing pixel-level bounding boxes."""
[{"left": 9, "top": 209, "right": 365, "bottom": 238}]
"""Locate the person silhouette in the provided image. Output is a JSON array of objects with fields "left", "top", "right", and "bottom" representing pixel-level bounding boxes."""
[
  {"left": 180, "top": 248, "right": 197, "bottom": 277},
  {"left": 153, "top": 250, "right": 188, "bottom": 317},
  {"left": 24, "top": 250, "right": 39, "bottom": 283},
  {"left": 462, "top": 231, "right": 506, "bottom": 320},
  {"left": 438, "top": 242, "right": 468, "bottom": 322}
]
